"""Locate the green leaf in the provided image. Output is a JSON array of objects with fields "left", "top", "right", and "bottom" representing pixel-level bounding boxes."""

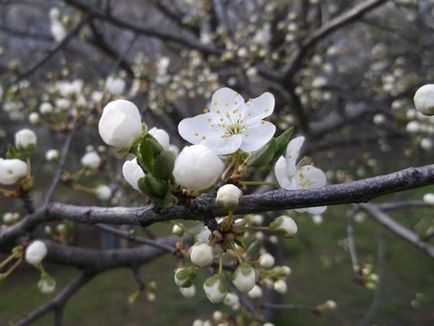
[
  {"left": 153, "top": 150, "right": 176, "bottom": 181},
  {"left": 275, "top": 127, "right": 294, "bottom": 157},
  {"left": 245, "top": 138, "right": 277, "bottom": 167}
]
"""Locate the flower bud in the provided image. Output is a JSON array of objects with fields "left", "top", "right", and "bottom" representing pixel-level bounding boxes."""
[
  {"left": 39, "top": 102, "right": 53, "bottom": 114},
  {"left": 414, "top": 84, "right": 434, "bottom": 116},
  {"left": 423, "top": 193, "right": 434, "bottom": 205},
  {"left": 148, "top": 127, "right": 170, "bottom": 150},
  {"left": 96, "top": 185, "right": 112, "bottom": 200},
  {"left": 38, "top": 275, "right": 56, "bottom": 293},
  {"left": 98, "top": 99, "right": 142, "bottom": 150},
  {"left": 25, "top": 240, "right": 47, "bottom": 265},
  {"left": 105, "top": 76, "right": 126, "bottom": 95},
  {"left": 216, "top": 184, "right": 242, "bottom": 210},
  {"left": 316, "top": 300, "right": 337, "bottom": 313},
  {"left": 269, "top": 215, "right": 298, "bottom": 238},
  {"left": 273, "top": 279, "right": 287, "bottom": 293},
  {"left": 172, "top": 224, "right": 184, "bottom": 236},
  {"left": 203, "top": 274, "right": 226, "bottom": 303},
  {"left": 15, "top": 129, "right": 37, "bottom": 151},
  {"left": 259, "top": 253, "right": 275, "bottom": 269},
  {"left": 247, "top": 285, "right": 263, "bottom": 299},
  {"left": 81, "top": 151, "right": 101, "bottom": 169},
  {"left": 223, "top": 292, "right": 239, "bottom": 307},
  {"left": 180, "top": 284, "right": 196, "bottom": 298},
  {"left": 28, "top": 112, "right": 40, "bottom": 124},
  {"left": 0, "top": 158, "right": 28, "bottom": 185},
  {"left": 233, "top": 263, "right": 256, "bottom": 292},
  {"left": 45, "top": 149, "right": 59, "bottom": 162},
  {"left": 173, "top": 145, "right": 224, "bottom": 191},
  {"left": 122, "top": 158, "right": 145, "bottom": 191},
  {"left": 190, "top": 242, "right": 214, "bottom": 267},
  {"left": 174, "top": 267, "right": 198, "bottom": 287}
]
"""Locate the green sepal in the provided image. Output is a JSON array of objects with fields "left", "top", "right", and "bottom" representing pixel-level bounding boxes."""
[
  {"left": 138, "top": 134, "right": 164, "bottom": 174},
  {"left": 153, "top": 150, "right": 176, "bottom": 181},
  {"left": 138, "top": 175, "right": 168, "bottom": 199}
]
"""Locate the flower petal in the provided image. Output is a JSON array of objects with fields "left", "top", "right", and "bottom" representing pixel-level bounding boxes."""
[
  {"left": 295, "top": 165, "right": 327, "bottom": 189},
  {"left": 295, "top": 206, "right": 327, "bottom": 214},
  {"left": 285, "top": 136, "right": 305, "bottom": 177},
  {"left": 178, "top": 113, "right": 223, "bottom": 145},
  {"left": 209, "top": 87, "right": 245, "bottom": 116},
  {"left": 240, "top": 121, "right": 276, "bottom": 152},
  {"left": 244, "top": 92, "right": 275, "bottom": 122},
  {"left": 274, "top": 156, "right": 294, "bottom": 189},
  {"left": 202, "top": 134, "right": 244, "bottom": 155}
]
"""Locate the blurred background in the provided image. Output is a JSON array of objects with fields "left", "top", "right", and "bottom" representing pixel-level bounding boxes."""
[{"left": 1, "top": 0, "right": 434, "bottom": 325}]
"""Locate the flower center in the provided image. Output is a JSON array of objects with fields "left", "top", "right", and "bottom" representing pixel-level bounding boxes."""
[{"left": 224, "top": 122, "right": 245, "bottom": 137}]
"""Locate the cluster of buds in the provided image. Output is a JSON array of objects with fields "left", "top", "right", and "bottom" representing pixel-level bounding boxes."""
[
  {"left": 128, "top": 280, "right": 157, "bottom": 303},
  {"left": 353, "top": 263, "right": 378, "bottom": 290}
]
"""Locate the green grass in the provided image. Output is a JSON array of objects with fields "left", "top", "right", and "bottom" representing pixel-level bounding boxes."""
[{"left": 1, "top": 194, "right": 433, "bottom": 325}]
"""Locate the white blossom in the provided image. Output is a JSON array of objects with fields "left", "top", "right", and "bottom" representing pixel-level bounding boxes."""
[
  {"left": 0, "top": 158, "right": 28, "bottom": 185},
  {"left": 25, "top": 240, "right": 47, "bottom": 265},
  {"left": 273, "top": 279, "right": 287, "bottom": 293},
  {"left": 274, "top": 136, "right": 327, "bottom": 214},
  {"left": 223, "top": 292, "right": 239, "bottom": 308},
  {"left": 233, "top": 263, "right": 256, "bottom": 292},
  {"left": 414, "top": 84, "right": 434, "bottom": 116},
  {"left": 190, "top": 242, "right": 214, "bottom": 267},
  {"left": 180, "top": 285, "right": 196, "bottom": 298},
  {"left": 105, "top": 76, "right": 126, "bottom": 95},
  {"left": 45, "top": 149, "right": 59, "bottom": 162},
  {"left": 81, "top": 151, "right": 101, "bottom": 169},
  {"left": 15, "top": 129, "right": 37, "bottom": 150},
  {"left": 173, "top": 145, "right": 224, "bottom": 191},
  {"left": 39, "top": 102, "right": 53, "bottom": 114},
  {"left": 148, "top": 127, "right": 170, "bottom": 150},
  {"left": 215, "top": 184, "right": 242, "bottom": 210},
  {"left": 203, "top": 275, "right": 226, "bottom": 303},
  {"left": 28, "top": 112, "right": 40, "bottom": 124},
  {"left": 259, "top": 253, "right": 275, "bottom": 268},
  {"left": 269, "top": 215, "right": 298, "bottom": 238},
  {"left": 122, "top": 158, "right": 145, "bottom": 191},
  {"left": 178, "top": 87, "right": 276, "bottom": 155},
  {"left": 247, "top": 285, "right": 263, "bottom": 299},
  {"left": 98, "top": 99, "right": 142, "bottom": 150},
  {"left": 38, "top": 277, "right": 56, "bottom": 293},
  {"left": 423, "top": 193, "right": 434, "bottom": 205},
  {"left": 96, "top": 185, "right": 112, "bottom": 200}
]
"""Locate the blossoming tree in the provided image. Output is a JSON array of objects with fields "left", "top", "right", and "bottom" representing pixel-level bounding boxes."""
[{"left": 0, "top": 0, "right": 434, "bottom": 325}]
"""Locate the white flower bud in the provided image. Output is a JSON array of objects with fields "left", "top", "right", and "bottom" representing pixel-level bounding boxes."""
[
  {"left": 269, "top": 215, "right": 298, "bottom": 238},
  {"left": 420, "top": 138, "right": 433, "bottom": 151},
  {"left": 373, "top": 114, "right": 385, "bottom": 125},
  {"left": 173, "top": 145, "right": 224, "bottom": 191},
  {"left": 259, "top": 253, "right": 275, "bottom": 269},
  {"left": 195, "top": 227, "right": 211, "bottom": 242},
  {"left": 169, "top": 144, "right": 180, "bottom": 156},
  {"left": 203, "top": 275, "right": 226, "bottom": 303},
  {"left": 180, "top": 284, "right": 196, "bottom": 298},
  {"left": 15, "top": 129, "right": 37, "bottom": 150},
  {"left": 28, "top": 112, "right": 40, "bottom": 124},
  {"left": 273, "top": 279, "right": 287, "bottom": 293},
  {"left": 98, "top": 100, "right": 142, "bottom": 150},
  {"left": 223, "top": 292, "right": 239, "bottom": 307},
  {"left": 423, "top": 193, "right": 434, "bottom": 205},
  {"left": 174, "top": 267, "right": 197, "bottom": 287},
  {"left": 248, "top": 285, "right": 263, "bottom": 299},
  {"left": 190, "top": 242, "right": 214, "bottom": 267},
  {"left": 96, "top": 185, "right": 112, "bottom": 200},
  {"left": 406, "top": 121, "right": 419, "bottom": 133},
  {"left": 38, "top": 277, "right": 56, "bottom": 293},
  {"left": 216, "top": 184, "right": 242, "bottom": 210},
  {"left": 317, "top": 300, "right": 337, "bottom": 313},
  {"left": 25, "top": 240, "right": 47, "bottom": 265},
  {"left": 122, "top": 158, "right": 145, "bottom": 191},
  {"left": 414, "top": 84, "right": 434, "bottom": 116},
  {"left": 81, "top": 151, "right": 101, "bottom": 169},
  {"left": 233, "top": 264, "right": 256, "bottom": 292},
  {"left": 105, "top": 76, "right": 126, "bottom": 95},
  {"left": 212, "top": 311, "right": 223, "bottom": 321},
  {"left": 45, "top": 149, "right": 59, "bottom": 162},
  {"left": 312, "top": 214, "right": 323, "bottom": 224},
  {"left": 56, "top": 98, "right": 70, "bottom": 110},
  {"left": 172, "top": 224, "right": 184, "bottom": 236},
  {"left": 148, "top": 127, "right": 170, "bottom": 150},
  {"left": 39, "top": 102, "right": 53, "bottom": 114},
  {"left": 0, "top": 158, "right": 28, "bottom": 185},
  {"left": 192, "top": 320, "right": 203, "bottom": 326}
]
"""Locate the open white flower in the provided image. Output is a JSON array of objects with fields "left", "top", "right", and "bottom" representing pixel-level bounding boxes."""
[
  {"left": 122, "top": 158, "right": 145, "bottom": 191},
  {"left": 0, "top": 158, "right": 28, "bottom": 185},
  {"left": 178, "top": 87, "right": 276, "bottom": 155},
  {"left": 274, "top": 136, "right": 327, "bottom": 214},
  {"left": 25, "top": 240, "right": 47, "bottom": 265},
  {"left": 98, "top": 99, "right": 142, "bottom": 150}
]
